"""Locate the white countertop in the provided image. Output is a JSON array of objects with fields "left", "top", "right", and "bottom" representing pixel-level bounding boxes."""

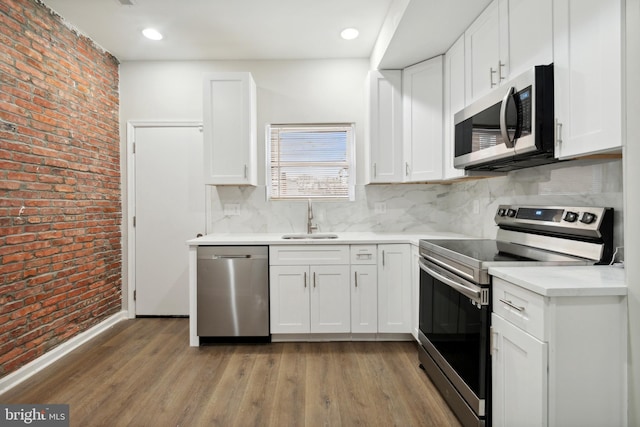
[
  {"left": 187, "top": 231, "right": 471, "bottom": 246},
  {"left": 489, "top": 265, "right": 627, "bottom": 297}
]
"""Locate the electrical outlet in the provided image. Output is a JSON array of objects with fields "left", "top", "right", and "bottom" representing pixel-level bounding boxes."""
[
  {"left": 223, "top": 204, "right": 241, "bottom": 216},
  {"left": 374, "top": 202, "right": 387, "bottom": 214}
]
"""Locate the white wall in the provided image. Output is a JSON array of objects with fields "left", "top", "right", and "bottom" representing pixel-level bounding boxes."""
[{"left": 119, "top": 59, "right": 370, "bottom": 184}]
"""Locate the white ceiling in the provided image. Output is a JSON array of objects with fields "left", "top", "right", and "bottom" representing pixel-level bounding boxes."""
[{"left": 40, "top": 0, "right": 491, "bottom": 68}]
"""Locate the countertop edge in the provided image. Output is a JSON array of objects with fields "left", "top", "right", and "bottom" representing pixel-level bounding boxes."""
[
  {"left": 186, "top": 232, "right": 471, "bottom": 247},
  {"left": 489, "top": 265, "right": 627, "bottom": 297}
]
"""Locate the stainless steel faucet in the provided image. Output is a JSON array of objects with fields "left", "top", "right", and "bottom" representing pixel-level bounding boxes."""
[{"left": 307, "top": 199, "right": 318, "bottom": 234}]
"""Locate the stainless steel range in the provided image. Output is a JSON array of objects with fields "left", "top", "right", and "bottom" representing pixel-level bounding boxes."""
[{"left": 417, "top": 205, "right": 614, "bottom": 427}]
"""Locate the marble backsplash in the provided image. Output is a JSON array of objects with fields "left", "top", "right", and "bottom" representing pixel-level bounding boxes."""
[{"left": 208, "top": 159, "right": 624, "bottom": 248}]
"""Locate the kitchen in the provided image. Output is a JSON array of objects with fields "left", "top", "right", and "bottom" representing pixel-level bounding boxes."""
[{"left": 0, "top": 0, "right": 638, "bottom": 426}]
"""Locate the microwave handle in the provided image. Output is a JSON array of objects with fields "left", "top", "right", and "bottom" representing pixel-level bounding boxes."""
[{"left": 500, "top": 86, "right": 516, "bottom": 148}]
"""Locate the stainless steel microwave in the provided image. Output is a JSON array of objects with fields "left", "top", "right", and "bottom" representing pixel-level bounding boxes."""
[{"left": 454, "top": 64, "right": 558, "bottom": 172}]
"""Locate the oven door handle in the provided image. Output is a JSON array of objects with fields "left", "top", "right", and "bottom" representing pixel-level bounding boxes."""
[{"left": 419, "top": 258, "right": 482, "bottom": 302}]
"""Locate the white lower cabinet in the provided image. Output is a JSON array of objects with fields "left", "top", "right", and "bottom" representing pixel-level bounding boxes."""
[
  {"left": 491, "top": 313, "right": 548, "bottom": 427},
  {"left": 269, "top": 265, "right": 311, "bottom": 334},
  {"left": 351, "top": 245, "right": 378, "bottom": 333},
  {"left": 270, "top": 244, "right": 413, "bottom": 338},
  {"left": 309, "top": 265, "right": 351, "bottom": 333},
  {"left": 270, "top": 265, "right": 350, "bottom": 334},
  {"left": 491, "top": 277, "right": 627, "bottom": 427},
  {"left": 269, "top": 246, "right": 350, "bottom": 334},
  {"left": 377, "top": 244, "right": 412, "bottom": 333}
]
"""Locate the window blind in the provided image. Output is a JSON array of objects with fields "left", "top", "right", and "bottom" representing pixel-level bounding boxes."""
[{"left": 267, "top": 124, "right": 354, "bottom": 200}]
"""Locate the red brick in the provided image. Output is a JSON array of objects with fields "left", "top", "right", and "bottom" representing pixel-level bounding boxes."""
[{"left": 1, "top": 0, "right": 121, "bottom": 378}]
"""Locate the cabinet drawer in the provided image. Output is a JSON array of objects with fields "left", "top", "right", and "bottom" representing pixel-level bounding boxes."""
[
  {"left": 493, "top": 277, "right": 545, "bottom": 340},
  {"left": 350, "top": 245, "right": 377, "bottom": 264},
  {"left": 270, "top": 245, "right": 349, "bottom": 265}
]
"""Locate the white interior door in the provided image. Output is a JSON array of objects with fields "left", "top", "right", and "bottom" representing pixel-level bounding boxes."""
[{"left": 134, "top": 124, "right": 206, "bottom": 315}]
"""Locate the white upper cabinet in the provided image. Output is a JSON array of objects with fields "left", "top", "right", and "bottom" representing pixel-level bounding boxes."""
[
  {"left": 402, "top": 56, "right": 444, "bottom": 182},
  {"left": 465, "top": 0, "right": 552, "bottom": 102},
  {"left": 553, "top": 0, "right": 623, "bottom": 159},
  {"left": 465, "top": 0, "right": 505, "bottom": 101},
  {"left": 443, "top": 35, "right": 466, "bottom": 181},
  {"left": 367, "top": 70, "right": 404, "bottom": 183},
  {"left": 202, "top": 72, "right": 257, "bottom": 185},
  {"left": 367, "top": 58, "right": 443, "bottom": 184},
  {"left": 505, "top": 0, "right": 553, "bottom": 78}
]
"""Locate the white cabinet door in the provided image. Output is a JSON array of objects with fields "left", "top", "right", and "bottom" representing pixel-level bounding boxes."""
[
  {"left": 310, "top": 265, "right": 351, "bottom": 333},
  {"left": 269, "top": 265, "right": 310, "bottom": 333},
  {"left": 402, "top": 56, "right": 444, "bottom": 182},
  {"left": 351, "top": 264, "right": 377, "bottom": 333},
  {"left": 465, "top": 0, "right": 505, "bottom": 101},
  {"left": 505, "top": 0, "right": 553, "bottom": 78},
  {"left": 203, "top": 72, "right": 257, "bottom": 185},
  {"left": 367, "top": 70, "right": 404, "bottom": 183},
  {"left": 553, "top": 0, "right": 623, "bottom": 159},
  {"left": 377, "top": 244, "right": 412, "bottom": 333},
  {"left": 491, "top": 313, "right": 548, "bottom": 427},
  {"left": 443, "top": 35, "right": 467, "bottom": 181}
]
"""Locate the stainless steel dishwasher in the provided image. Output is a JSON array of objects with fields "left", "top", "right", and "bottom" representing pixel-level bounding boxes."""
[{"left": 196, "top": 246, "right": 269, "bottom": 341}]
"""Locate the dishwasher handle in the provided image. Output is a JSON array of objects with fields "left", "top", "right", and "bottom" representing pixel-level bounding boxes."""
[{"left": 198, "top": 254, "right": 268, "bottom": 260}]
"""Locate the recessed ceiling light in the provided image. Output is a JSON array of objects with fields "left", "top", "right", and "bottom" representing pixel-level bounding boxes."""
[
  {"left": 340, "top": 28, "right": 359, "bottom": 40},
  {"left": 142, "top": 28, "right": 163, "bottom": 41}
]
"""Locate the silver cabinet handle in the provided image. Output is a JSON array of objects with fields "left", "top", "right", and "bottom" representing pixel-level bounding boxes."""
[
  {"left": 354, "top": 271, "right": 358, "bottom": 288},
  {"left": 499, "top": 298, "right": 525, "bottom": 312},
  {"left": 304, "top": 271, "right": 307, "bottom": 288},
  {"left": 556, "top": 121, "right": 563, "bottom": 144},
  {"left": 490, "top": 67, "right": 497, "bottom": 87},
  {"left": 382, "top": 250, "right": 385, "bottom": 267},
  {"left": 244, "top": 164, "right": 248, "bottom": 178},
  {"left": 405, "top": 162, "right": 409, "bottom": 177},
  {"left": 313, "top": 271, "right": 316, "bottom": 288},
  {"left": 373, "top": 163, "right": 377, "bottom": 178},
  {"left": 498, "top": 61, "right": 506, "bottom": 82}
]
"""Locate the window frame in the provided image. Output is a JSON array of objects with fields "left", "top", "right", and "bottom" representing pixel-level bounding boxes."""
[{"left": 265, "top": 123, "right": 356, "bottom": 201}]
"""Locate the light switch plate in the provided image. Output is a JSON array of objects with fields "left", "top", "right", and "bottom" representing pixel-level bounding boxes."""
[{"left": 374, "top": 202, "right": 387, "bottom": 214}]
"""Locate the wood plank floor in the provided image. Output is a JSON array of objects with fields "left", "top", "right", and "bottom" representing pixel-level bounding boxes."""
[{"left": 1, "top": 318, "right": 461, "bottom": 427}]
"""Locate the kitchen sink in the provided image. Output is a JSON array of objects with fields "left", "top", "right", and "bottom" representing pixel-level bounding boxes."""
[{"left": 281, "top": 233, "right": 339, "bottom": 240}]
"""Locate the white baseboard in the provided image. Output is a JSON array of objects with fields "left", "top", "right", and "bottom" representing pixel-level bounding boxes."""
[{"left": 0, "top": 310, "right": 128, "bottom": 396}]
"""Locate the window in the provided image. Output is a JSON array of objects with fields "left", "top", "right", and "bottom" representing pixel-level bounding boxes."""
[{"left": 266, "top": 123, "right": 355, "bottom": 200}]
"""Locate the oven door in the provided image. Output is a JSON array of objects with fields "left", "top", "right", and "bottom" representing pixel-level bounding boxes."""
[{"left": 418, "top": 257, "right": 490, "bottom": 420}]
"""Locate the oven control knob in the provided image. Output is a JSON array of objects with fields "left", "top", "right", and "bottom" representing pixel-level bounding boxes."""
[
  {"left": 563, "top": 211, "right": 579, "bottom": 222},
  {"left": 497, "top": 208, "right": 506, "bottom": 216},
  {"left": 580, "top": 212, "right": 597, "bottom": 224},
  {"left": 506, "top": 209, "right": 517, "bottom": 218}
]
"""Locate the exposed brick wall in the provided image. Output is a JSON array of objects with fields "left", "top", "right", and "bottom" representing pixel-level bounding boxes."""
[{"left": 0, "top": 0, "right": 121, "bottom": 378}]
